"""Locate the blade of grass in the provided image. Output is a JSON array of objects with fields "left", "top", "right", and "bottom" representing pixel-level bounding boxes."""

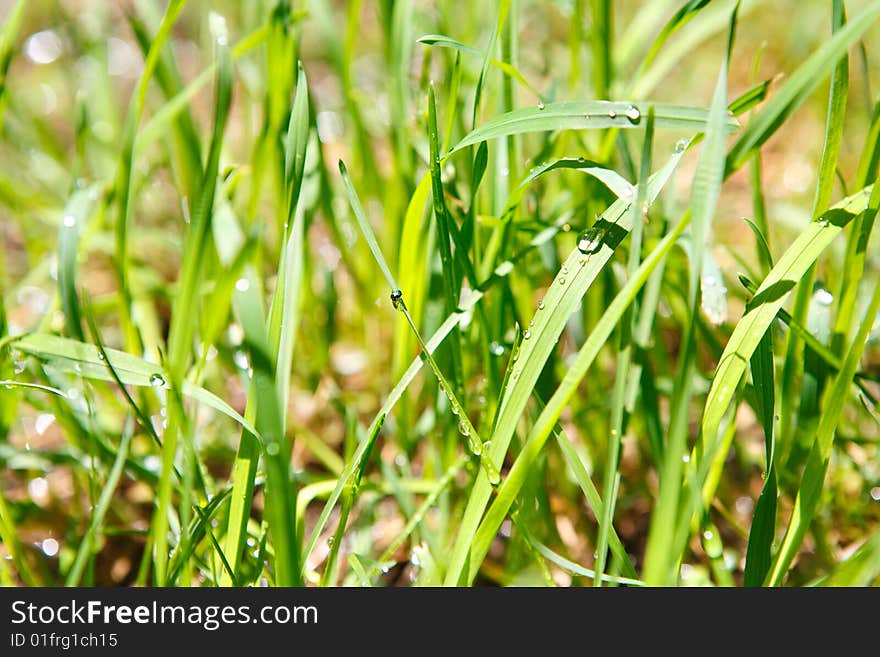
[
  {"left": 767, "top": 191, "right": 880, "bottom": 586},
  {"left": 10, "top": 334, "right": 257, "bottom": 436},
  {"left": 449, "top": 101, "right": 737, "bottom": 155}
]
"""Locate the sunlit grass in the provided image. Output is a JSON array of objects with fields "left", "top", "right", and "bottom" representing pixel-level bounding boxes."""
[{"left": 1, "top": 0, "right": 880, "bottom": 587}]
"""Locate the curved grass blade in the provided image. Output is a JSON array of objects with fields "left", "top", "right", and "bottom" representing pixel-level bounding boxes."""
[
  {"left": 449, "top": 101, "right": 736, "bottom": 156},
  {"left": 10, "top": 334, "right": 258, "bottom": 437},
  {"left": 418, "top": 33, "right": 542, "bottom": 100},
  {"left": 698, "top": 189, "right": 868, "bottom": 465},
  {"left": 767, "top": 196, "right": 880, "bottom": 585},
  {"left": 504, "top": 158, "right": 634, "bottom": 214}
]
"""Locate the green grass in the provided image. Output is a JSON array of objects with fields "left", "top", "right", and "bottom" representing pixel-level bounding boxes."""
[{"left": 1, "top": 0, "right": 880, "bottom": 588}]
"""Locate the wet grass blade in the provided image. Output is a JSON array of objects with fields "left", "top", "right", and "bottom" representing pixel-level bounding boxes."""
[
  {"left": 10, "top": 334, "right": 257, "bottom": 436},
  {"left": 449, "top": 101, "right": 736, "bottom": 155}
]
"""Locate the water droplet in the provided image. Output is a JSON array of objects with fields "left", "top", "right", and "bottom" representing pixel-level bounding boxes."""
[
  {"left": 558, "top": 277, "right": 566, "bottom": 285},
  {"left": 682, "top": 453, "right": 691, "bottom": 464},
  {"left": 451, "top": 403, "right": 460, "bottom": 416},
  {"left": 327, "top": 536, "right": 335, "bottom": 547},
  {"left": 818, "top": 218, "right": 830, "bottom": 228},
  {"left": 538, "top": 300, "right": 545, "bottom": 310},
  {"left": 561, "top": 265, "right": 569, "bottom": 275},
  {"left": 97, "top": 351, "right": 105, "bottom": 361},
  {"left": 674, "top": 139, "right": 688, "bottom": 153},
  {"left": 390, "top": 289, "right": 403, "bottom": 309},
  {"left": 607, "top": 109, "right": 617, "bottom": 119},
  {"left": 702, "top": 530, "right": 714, "bottom": 541},
  {"left": 523, "top": 329, "right": 531, "bottom": 340},
  {"left": 625, "top": 105, "right": 641, "bottom": 122},
  {"left": 266, "top": 442, "right": 280, "bottom": 456},
  {"left": 536, "top": 100, "right": 545, "bottom": 110},
  {"left": 63, "top": 214, "right": 76, "bottom": 228},
  {"left": 870, "top": 486, "right": 880, "bottom": 501},
  {"left": 233, "top": 350, "right": 250, "bottom": 370},
  {"left": 489, "top": 341, "right": 505, "bottom": 356},
  {"left": 235, "top": 277, "right": 250, "bottom": 292},
  {"left": 815, "top": 288, "right": 834, "bottom": 306},
  {"left": 577, "top": 226, "right": 606, "bottom": 255},
  {"left": 41, "top": 538, "right": 59, "bottom": 557},
  {"left": 149, "top": 373, "right": 165, "bottom": 387},
  {"left": 458, "top": 419, "right": 470, "bottom": 437}
]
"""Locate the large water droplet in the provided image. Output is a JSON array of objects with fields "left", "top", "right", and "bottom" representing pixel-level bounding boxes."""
[
  {"left": 577, "top": 226, "right": 606, "bottom": 255},
  {"left": 625, "top": 105, "right": 641, "bottom": 122},
  {"left": 458, "top": 418, "right": 471, "bottom": 437},
  {"left": 149, "top": 373, "right": 165, "bottom": 387},
  {"left": 390, "top": 289, "right": 403, "bottom": 309},
  {"left": 536, "top": 100, "right": 545, "bottom": 110}
]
